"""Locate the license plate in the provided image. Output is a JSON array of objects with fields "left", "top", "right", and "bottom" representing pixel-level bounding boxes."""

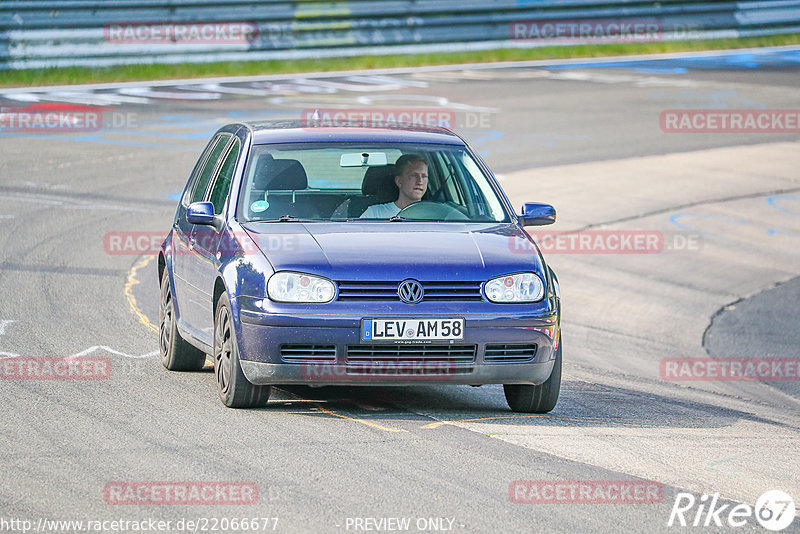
[{"left": 362, "top": 318, "right": 464, "bottom": 342}]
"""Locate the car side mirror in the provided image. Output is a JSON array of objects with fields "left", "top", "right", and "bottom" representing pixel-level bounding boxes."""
[
  {"left": 519, "top": 202, "right": 556, "bottom": 226},
  {"left": 187, "top": 201, "right": 217, "bottom": 226}
]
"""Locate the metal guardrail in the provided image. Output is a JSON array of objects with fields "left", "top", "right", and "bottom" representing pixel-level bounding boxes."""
[{"left": 1, "top": 1, "right": 799, "bottom": 69}]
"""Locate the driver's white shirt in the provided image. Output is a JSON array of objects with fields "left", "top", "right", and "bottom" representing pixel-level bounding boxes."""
[{"left": 360, "top": 201, "right": 401, "bottom": 219}]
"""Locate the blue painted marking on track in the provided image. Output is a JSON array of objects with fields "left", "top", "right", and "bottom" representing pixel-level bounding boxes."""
[
  {"left": 668, "top": 213, "right": 751, "bottom": 235},
  {"left": 544, "top": 48, "right": 800, "bottom": 73},
  {"left": 645, "top": 88, "right": 767, "bottom": 110},
  {"left": 766, "top": 228, "right": 800, "bottom": 237},
  {"left": 167, "top": 193, "right": 182, "bottom": 201},
  {"left": 0, "top": 131, "right": 194, "bottom": 150},
  {"left": 104, "top": 129, "right": 212, "bottom": 140},
  {"left": 551, "top": 65, "right": 690, "bottom": 74},
  {"left": 0, "top": 111, "right": 225, "bottom": 148},
  {"left": 72, "top": 137, "right": 200, "bottom": 150},
  {"left": 623, "top": 67, "right": 689, "bottom": 75},
  {"left": 767, "top": 195, "right": 800, "bottom": 217},
  {"left": 671, "top": 205, "right": 800, "bottom": 242},
  {"left": 460, "top": 129, "right": 504, "bottom": 144}
]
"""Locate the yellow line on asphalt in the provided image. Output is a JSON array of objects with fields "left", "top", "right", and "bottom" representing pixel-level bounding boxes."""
[
  {"left": 125, "top": 254, "right": 158, "bottom": 333},
  {"left": 422, "top": 415, "right": 544, "bottom": 428},
  {"left": 422, "top": 415, "right": 640, "bottom": 429},
  {"left": 315, "top": 405, "right": 408, "bottom": 432},
  {"left": 276, "top": 387, "right": 407, "bottom": 433}
]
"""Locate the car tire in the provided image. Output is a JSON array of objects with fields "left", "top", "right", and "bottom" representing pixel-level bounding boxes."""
[
  {"left": 214, "top": 291, "right": 271, "bottom": 408},
  {"left": 160, "top": 270, "right": 207, "bottom": 371},
  {"left": 504, "top": 334, "right": 561, "bottom": 413}
]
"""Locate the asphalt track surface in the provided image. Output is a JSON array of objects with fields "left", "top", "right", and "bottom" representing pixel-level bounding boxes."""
[{"left": 1, "top": 46, "right": 800, "bottom": 533}]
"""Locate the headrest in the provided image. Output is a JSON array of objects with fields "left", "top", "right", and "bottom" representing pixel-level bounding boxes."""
[
  {"left": 361, "top": 164, "right": 397, "bottom": 202},
  {"left": 254, "top": 156, "right": 308, "bottom": 191}
]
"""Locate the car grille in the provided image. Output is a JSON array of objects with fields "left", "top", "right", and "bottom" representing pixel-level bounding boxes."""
[
  {"left": 344, "top": 344, "right": 476, "bottom": 375},
  {"left": 336, "top": 281, "right": 483, "bottom": 301},
  {"left": 484, "top": 343, "right": 537, "bottom": 363},
  {"left": 280, "top": 344, "right": 336, "bottom": 363}
]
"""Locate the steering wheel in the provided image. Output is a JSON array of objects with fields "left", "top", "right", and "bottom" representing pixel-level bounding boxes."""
[{"left": 396, "top": 201, "right": 469, "bottom": 221}]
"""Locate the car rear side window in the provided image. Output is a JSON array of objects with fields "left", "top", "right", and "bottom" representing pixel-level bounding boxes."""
[
  {"left": 208, "top": 138, "right": 240, "bottom": 215},
  {"left": 190, "top": 135, "right": 230, "bottom": 204}
]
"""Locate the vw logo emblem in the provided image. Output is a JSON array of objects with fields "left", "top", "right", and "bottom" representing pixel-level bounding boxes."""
[{"left": 398, "top": 279, "right": 424, "bottom": 304}]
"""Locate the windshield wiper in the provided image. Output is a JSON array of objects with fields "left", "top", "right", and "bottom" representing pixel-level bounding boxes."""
[{"left": 255, "top": 215, "right": 316, "bottom": 222}]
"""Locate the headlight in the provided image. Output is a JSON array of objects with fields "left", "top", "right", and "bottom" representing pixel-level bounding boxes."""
[
  {"left": 485, "top": 272, "right": 544, "bottom": 303},
  {"left": 267, "top": 272, "right": 336, "bottom": 303}
]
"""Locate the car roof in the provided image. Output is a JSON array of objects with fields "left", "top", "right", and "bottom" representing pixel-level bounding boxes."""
[{"left": 240, "top": 120, "right": 466, "bottom": 145}]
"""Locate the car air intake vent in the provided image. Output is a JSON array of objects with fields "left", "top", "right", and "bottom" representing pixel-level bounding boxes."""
[
  {"left": 346, "top": 344, "right": 476, "bottom": 363},
  {"left": 345, "top": 345, "right": 477, "bottom": 376},
  {"left": 337, "top": 281, "right": 482, "bottom": 301},
  {"left": 345, "top": 365, "right": 474, "bottom": 376},
  {"left": 280, "top": 344, "right": 336, "bottom": 363},
  {"left": 484, "top": 344, "right": 537, "bottom": 363}
]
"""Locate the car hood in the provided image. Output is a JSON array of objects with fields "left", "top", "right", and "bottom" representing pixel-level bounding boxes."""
[{"left": 241, "top": 222, "right": 543, "bottom": 281}]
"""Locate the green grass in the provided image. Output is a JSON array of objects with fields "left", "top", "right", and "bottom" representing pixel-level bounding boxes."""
[{"left": 3, "top": 33, "right": 800, "bottom": 88}]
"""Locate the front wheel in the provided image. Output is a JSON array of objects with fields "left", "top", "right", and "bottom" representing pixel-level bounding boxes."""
[
  {"left": 504, "top": 334, "right": 562, "bottom": 413},
  {"left": 214, "top": 291, "right": 271, "bottom": 408}
]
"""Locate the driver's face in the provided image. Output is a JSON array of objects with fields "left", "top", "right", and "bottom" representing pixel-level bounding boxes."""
[{"left": 395, "top": 161, "right": 428, "bottom": 205}]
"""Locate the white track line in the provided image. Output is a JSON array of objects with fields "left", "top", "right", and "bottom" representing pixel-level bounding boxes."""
[{"left": 2, "top": 45, "right": 798, "bottom": 94}]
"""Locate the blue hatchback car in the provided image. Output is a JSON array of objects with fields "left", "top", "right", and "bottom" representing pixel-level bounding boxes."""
[{"left": 159, "top": 121, "right": 561, "bottom": 412}]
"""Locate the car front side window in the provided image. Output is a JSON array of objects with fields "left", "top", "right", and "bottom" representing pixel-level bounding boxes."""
[
  {"left": 189, "top": 134, "right": 231, "bottom": 205},
  {"left": 208, "top": 138, "right": 241, "bottom": 215}
]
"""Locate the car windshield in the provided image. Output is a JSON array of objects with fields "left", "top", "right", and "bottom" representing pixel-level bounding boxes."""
[{"left": 237, "top": 142, "right": 510, "bottom": 222}]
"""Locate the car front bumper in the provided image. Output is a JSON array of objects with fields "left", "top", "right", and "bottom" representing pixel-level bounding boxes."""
[
  {"left": 239, "top": 359, "right": 555, "bottom": 386},
  {"left": 236, "top": 299, "right": 559, "bottom": 386}
]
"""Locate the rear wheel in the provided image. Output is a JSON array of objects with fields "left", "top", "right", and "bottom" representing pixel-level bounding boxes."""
[
  {"left": 160, "top": 270, "right": 206, "bottom": 371},
  {"left": 214, "top": 292, "right": 271, "bottom": 408},
  {"left": 504, "top": 334, "right": 562, "bottom": 413}
]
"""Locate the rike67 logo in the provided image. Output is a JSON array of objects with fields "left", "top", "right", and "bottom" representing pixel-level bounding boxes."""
[{"left": 668, "top": 490, "right": 795, "bottom": 531}]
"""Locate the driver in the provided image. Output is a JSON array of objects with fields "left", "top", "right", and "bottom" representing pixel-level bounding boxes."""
[{"left": 360, "top": 154, "right": 428, "bottom": 218}]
